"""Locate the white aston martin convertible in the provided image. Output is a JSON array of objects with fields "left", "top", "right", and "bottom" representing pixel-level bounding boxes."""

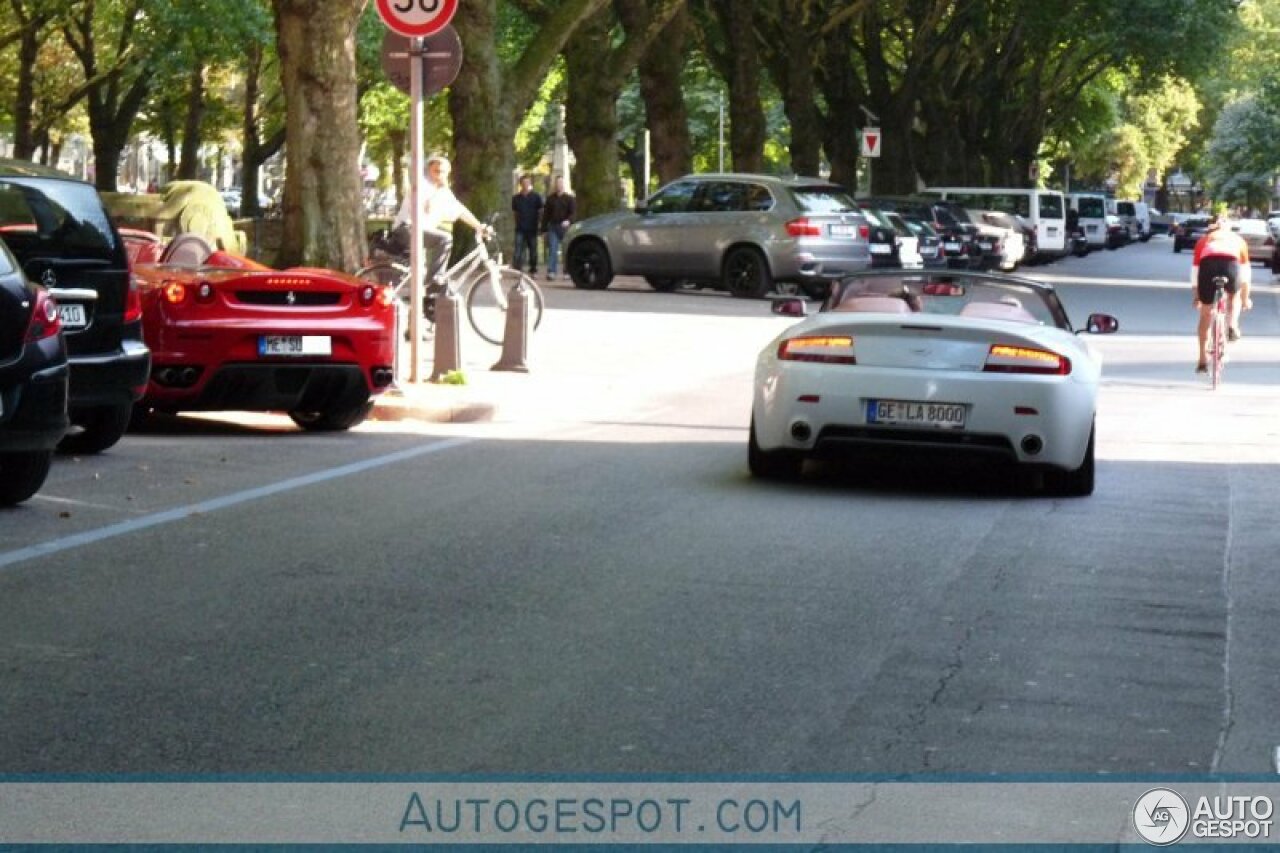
[{"left": 749, "top": 270, "right": 1119, "bottom": 496}]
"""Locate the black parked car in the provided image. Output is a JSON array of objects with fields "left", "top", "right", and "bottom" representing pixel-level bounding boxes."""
[
  {"left": 0, "top": 238, "right": 68, "bottom": 504},
  {"left": 1172, "top": 216, "right": 1210, "bottom": 253},
  {"left": 0, "top": 160, "right": 150, "bottom": 453},
  {"left": 866, "top": 196, "right": 985, "bottom": 269}
]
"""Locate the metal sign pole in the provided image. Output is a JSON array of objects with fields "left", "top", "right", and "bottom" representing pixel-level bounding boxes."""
[{"left": 408, "top": 36, "right": 424, "bottom": 383}]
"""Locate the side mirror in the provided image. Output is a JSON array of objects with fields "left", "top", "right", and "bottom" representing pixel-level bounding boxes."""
[
  {"left": 771, "top": 297, "right": 807, "bottom": 318},
  {"left": 1083, "top": 313, "right": 1119, "bottom": 334}
]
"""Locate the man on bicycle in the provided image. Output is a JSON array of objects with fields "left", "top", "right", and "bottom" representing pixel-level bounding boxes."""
[
  {"left": 390, "top": 155, "right": 494, "bottom": 288},
  {"left": 1191, "top": 211, "right": 1252, "bottom": 373}
]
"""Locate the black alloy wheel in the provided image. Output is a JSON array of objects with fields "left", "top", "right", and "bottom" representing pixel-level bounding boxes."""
[
  {"left": 723, "top": 247, "right": 772, "bottom": 299},
  {"left": 58, "top": 402, "right": 133, "bottom": 455},
  {"left": 289, "top": 399, "right": 376, "bottom": 432},
  {"left": 567, "top": 240, "right": 613, "bottom": 290},
  {"left": 0, "top": 451, "right": 54, "bottom": 505}
]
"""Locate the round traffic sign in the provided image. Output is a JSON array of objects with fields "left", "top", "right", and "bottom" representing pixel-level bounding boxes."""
[
  {"left": 375, "top": 0, "right": 459, "bottom": 39},
  {"left": 381, "top": 26, "right": 463, "bottom": 96}
]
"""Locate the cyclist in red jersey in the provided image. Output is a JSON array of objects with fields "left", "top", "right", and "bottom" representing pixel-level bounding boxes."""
[{"left": 1191, "top": 213, "right": 1252, "bottom": 373}]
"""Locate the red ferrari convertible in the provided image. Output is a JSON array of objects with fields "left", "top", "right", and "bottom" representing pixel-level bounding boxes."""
[{"left": 122, "top": 231, "right": 396, "bottom": 430}]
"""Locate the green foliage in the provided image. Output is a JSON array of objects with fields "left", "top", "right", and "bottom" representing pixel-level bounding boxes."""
[{"left": 1204, "top": 94, "right": 1280, "bottom": 208}]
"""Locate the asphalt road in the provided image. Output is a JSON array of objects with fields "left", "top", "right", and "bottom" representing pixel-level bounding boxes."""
[{"left": 1, "top": 235, "right": 1278, "bottom": 776}]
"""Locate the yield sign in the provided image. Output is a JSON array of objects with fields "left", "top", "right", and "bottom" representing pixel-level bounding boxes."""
[{"left": 860, "top": 128, "right": 882, "bottom": 158}]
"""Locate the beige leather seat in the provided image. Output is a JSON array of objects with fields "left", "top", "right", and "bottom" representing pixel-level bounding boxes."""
[{"left": 159, "top": 234, "right": 216, "bottom": 267}]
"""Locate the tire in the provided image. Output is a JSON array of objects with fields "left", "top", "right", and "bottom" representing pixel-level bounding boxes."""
[
  {"left": 723, "top": 247, "right": 772, "bottom": 299},
  {"left": 464, "top": 267, "right": 546, "bottom": 346},
  {"left": 0, "top": 451, "right": 54, "bottom": 505},
  {"left": 58, "top": 402, "right": 132, "bottom": 454},
  {"left": 1173, "top": 242, "right": 1182, "bottom": 253},
  {"left": 645, "top": 276, "right": 680, "bottom": 292},
  {"left": 567, "top": 239, "right": 613, "bottom": 290},
  {"left": 289, "top": 399, "right": 375, "bottom": 432},
  {"left": 1044, "top": 423, "right": 1095, "bottom": 497},
  {"left": 354, "top": 261, "right": 408, "bottom": 289},
  {"left": 747, "top": 418, "right": 803, "bottom": 480}
]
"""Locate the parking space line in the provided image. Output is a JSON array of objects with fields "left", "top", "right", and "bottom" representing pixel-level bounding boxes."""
[{"left": 0, "top": 437, "right": 474, "bottom": 572}]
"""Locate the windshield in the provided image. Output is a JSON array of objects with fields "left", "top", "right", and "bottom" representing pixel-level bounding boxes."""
[
  {"left": 946, "top": 192, "right": 1031, "bottom": 218},
  {"left": 0, "top": 177, "right": 121, "bottom": 264},
  {"left": 826, "top": 272, "right": 1070, "bottom": 329},
  {"left": 793, "top": 187, "right": 857, "bottom": 214},
  {"left": 1075, "top": 197, "right": 1105, "bottom": 218}
]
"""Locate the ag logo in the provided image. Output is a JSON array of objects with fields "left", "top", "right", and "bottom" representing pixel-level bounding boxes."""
[
  {"left": 1134, "top": 788, "right": 1189, "bottom": 845},
  {"left": 41, "top": 268, "right": 57, "bottom": 287}
]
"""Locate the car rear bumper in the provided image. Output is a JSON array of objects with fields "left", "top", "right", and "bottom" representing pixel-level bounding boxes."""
[
  {"left": 0, "top": 362, "right": 70, "bottom": 452},
  {"left": 143, "top": 362, "right": 382, "bottom": 413},
  {"left": 68, "top": 338, "right": 151, "bottom": 411}
]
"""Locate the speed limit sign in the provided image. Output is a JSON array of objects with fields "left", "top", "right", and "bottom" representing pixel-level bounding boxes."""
[{"left": 375, "top": 0, "right": 459, "bottom": 38}]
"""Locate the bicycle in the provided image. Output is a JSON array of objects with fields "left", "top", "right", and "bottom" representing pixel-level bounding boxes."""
[
  {"left": 1207, "top": 274, "right": 1229, "bottom": 389},
  {"left": 356, "top": 217, "right": 545, "bottom": 346}
]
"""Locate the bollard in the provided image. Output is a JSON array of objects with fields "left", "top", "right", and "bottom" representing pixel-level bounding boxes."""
[
  {"left": 491, "top": 277, "right": 532, "bottom": 373},
  {"left": 429, "top": 287, "right": 463, "bottom": 382}
]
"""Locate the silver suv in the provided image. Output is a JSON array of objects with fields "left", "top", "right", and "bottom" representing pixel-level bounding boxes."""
[{"left": 564, "top": 174, "right": 872, "bottom": 299}]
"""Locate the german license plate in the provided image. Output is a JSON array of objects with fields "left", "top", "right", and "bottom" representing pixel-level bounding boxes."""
[
  {"left": 1086, "top": 225, "right": 1098, "bottom": 233},
  {"left": 869, "top": 244, "right": 892, "bottom": 255},
  {"left": 867, "top": 399, "right": 966, "bottom": 429},
  {"left": 977, "top": 241, "right": 994, "bottom": 250},
  {"left": 943, "top": 241, "right": 961, "bottom": 252},
  {"left": 259, "top": 335, "right": 331, "bottom": 356},
  {"left": 829, "top": 224, "right": 858, "bottom": 237},
  {"left": 58, "top": 303, "right": 87, "bottom": 329}
]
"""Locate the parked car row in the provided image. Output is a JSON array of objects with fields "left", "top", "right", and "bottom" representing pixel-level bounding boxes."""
[
  {"left": 562, "top": 175, "right": 1103, "bottom": 300},
  {"left": 1, "top": 160, "right": 398, "bottom": 506}
]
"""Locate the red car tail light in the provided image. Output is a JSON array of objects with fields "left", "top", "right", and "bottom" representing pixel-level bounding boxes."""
[
  {"left": 25, "top": 288, "right": 61, "bottom": 342},
  {"left": 125, "top": 273, "right": 143, "bottom": 322},
  {"left": 359, "top": 284, "right": 376, "bottom": 306},
  {"left": 375, "top": 286, "right": 395, "bottom": 308},
  {"left": 786, "top": 217, "right": 822, "bottom": 237},
  {"left": 984, "top": 344, "right": 1071, "bottom": 375},
  {"left": 163, "top": 281, "right": 186, "bottom": 304},
  {"left": 778, "top": 335, "right": 856, "bottom": 364},
  {"left": 859, "top": 224, "right": 870, "bottom": 239},
  {"left": 195, "top": 281, "right": 215, "bottom": 303}
]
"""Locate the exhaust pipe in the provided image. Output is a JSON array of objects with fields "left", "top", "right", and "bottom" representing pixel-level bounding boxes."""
[
  {"left": 789, "top": 420, "right": 813, "bottom": 442},
  {"left": 179, "top": 367, "right": 199, "bottom": 386},
  {"left": 1020, "top": 435, "right": 1043, "bottom": 456},
  {"left": 371, "top": 367, "right": 394, "bottom": 388}
]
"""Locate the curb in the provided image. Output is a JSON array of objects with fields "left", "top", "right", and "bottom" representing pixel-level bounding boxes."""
[{"left": 368, "top": 384, "right": 496, "bottom": 424}]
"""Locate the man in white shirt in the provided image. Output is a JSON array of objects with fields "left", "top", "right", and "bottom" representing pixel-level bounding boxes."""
[{"left": 391, "top": 155, "right": 492, "bottom": 286}]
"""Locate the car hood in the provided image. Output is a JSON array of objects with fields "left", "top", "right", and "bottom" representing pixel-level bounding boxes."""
[{"left": 568, "top": 209, "right": 643, "bottom": 236}]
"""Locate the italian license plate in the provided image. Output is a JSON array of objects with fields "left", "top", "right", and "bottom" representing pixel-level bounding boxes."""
[
  {"left": 867, "top": 399, "right": 966, "bottom": 429},
  {"left": 259, "top": 335, "right": 331, "bottom": 356},
  {"left": 58, "top": 303, "right": 87, "bottom": 329},
  {"left": 829, "top": 224, "right": 858, "bottom": 237}
]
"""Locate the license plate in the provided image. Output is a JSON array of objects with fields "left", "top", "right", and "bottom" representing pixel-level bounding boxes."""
[
  {"left": 58, "top": 303, "right": 87, "bottom": 329},
  {"left": 869, "top": 244, "right": 892, "bottom": 255},
  {"left": 867, "top": 399, "right": 966, "bottom": 429},
  {"left": 829, "top": 224, "right": 858, "bottom": 237},
  {"left": 1086, "top": 225, "right": 1098, "bottom": 233},
  {"left": 259, "top": 335, "right": 331, "bottom": 356},
  {"left": 943, "top": 242, "right": 961, "bottom": 252},
  {"left": 977, "top": 241, "right": 994, "bottom": 250}
]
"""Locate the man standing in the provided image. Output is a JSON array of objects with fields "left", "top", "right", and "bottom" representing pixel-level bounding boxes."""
[
  {"left": 541, "top": 174, "right": 576, "bottom": 280},
  {"left": 511, "top": 174, "right": 543, "bottom": 275}
]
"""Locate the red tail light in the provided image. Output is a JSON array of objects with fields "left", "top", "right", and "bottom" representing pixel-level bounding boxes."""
[
  {"left": 25, "top": 289, "right": 62, "bottom": 342},
  {"left": 778, "top": 335, "right": 856, "bottom": 364},
  {"left": 983, "top": 344, "right": 1071, "bottom": 375},
  {"left": 859, "top": 224, "right": 870, "bottom": 239},
  {"left": 124, "top": 273, "right": 143, "bottom": 322},
  {"left": 786, "top": 217, "right": 822, "bottom": 237}
]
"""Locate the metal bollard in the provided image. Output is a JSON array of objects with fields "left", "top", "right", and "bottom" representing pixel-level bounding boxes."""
[
  {"left": 429, "top": 287, "right": 462, "bottom": 382},
  {"left": 491, "top": 277, "right": 533, "bottom": 373}
]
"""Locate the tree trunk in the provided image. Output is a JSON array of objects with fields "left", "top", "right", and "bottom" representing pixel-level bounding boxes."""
[
  {"left": 563, "top": 12, "right": 622, "bottom": 219},
  {"left": 713, "top": 0, "right": 765, "bottom": 173},
  {"left": 178, "top": 64, "right": 206, "bottom": 181},
  {"left": 819, "top": 19, "right": 863, "bottom": 190},
  {"left": 765, "top": 0, "right": 822, "bottom": 177},
  {"left": 637, "top": 6, "right": 692, "bottom": 186},
  {"left": 11, "top": 27, "right": 38, "bottom": 159},
  {"left": 449, "top": 0, "right": 506, "bottom": 257},
  {"left": 271, "top": 0, "right": 366, "bottom": 272}
]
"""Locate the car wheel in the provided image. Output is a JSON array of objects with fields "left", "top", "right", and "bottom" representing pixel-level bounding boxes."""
[
  {"left": 723, "top": 247, "right": 772, "bottom": 299},
  {"left": 748, "top": 419, "right": 803, "bottom": 480},
  {"left": 645, "top": 276, "right": 680, "bottom": 292},
  {"left": 1173, "top": 242, "right": 1182, "bottom": 253},
  {"left": 0, "top": 451, "right": 54, "bottom": 505},
  {"left": 567, "top": 240, "right": 613, "bottom": 290},
  {"left": 58, "top": 402, "right": 132, "bottom": 454},
  {"left": 1044, "top": 423, "right": 1095, "bottom": 497},
  {"left": 289, "top": 399, "right": 375, "bottom": 432}
]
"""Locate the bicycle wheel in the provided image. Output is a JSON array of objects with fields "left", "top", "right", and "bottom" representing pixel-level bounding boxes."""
[
  {"left": 1210, "top": 306, "right": 1226, "bottom": 390},
  {"left": 355, "top": 261, "right": 408, "bottom": 290},
  {"left": 464, "top": 266, "right": 546, "bottom": 345}
]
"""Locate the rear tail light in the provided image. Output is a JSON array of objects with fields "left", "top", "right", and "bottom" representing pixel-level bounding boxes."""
[
  {"left": 163, "top": 281, "right": 186, "bottom": 304},
  {"left": 785, "top": 217, "right": 823, "bottom": 237},
  {"left": 196, "top": 281, "right": 215, "bottom": 303},
  {"left": 778, "top": 335, "right": 856, "bottom": 364},
  {"left": 124, "top": 273, "right": 143, "bottom": 322},
  {"left": 859, "top": 224, "right": 870, "bottom": 239},
  {"left": 984, "top": 344, "right": 1071, "bottom": 375},
  {"left": 25, "top": 289, "right": 61, "bottom": 342},
  {"left": 375, "top": 286, "right": 395, "bottom": 308},
  {"left": 359, "top": 284, "right": 376, "bottom": 306}
]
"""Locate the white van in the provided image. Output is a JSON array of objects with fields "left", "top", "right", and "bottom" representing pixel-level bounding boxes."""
[
  {"left": 924, "top": 187, "right": 1068, "bottom": 259},
  {"left": 1067, "top": 192, "right": 1107, "bottom": 249},
  {"left": 1108, "top": 199, "right": 1151, "bottom": 241}
]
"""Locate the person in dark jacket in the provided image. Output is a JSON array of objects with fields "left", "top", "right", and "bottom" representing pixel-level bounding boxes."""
[
  {"left": 511, "top": 174, "right": 544, "bottom": 274},
  {"left": 541, "top": 174, "right": 576, "bottom": 280}
]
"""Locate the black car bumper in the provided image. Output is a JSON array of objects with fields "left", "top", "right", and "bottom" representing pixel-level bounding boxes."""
[
  {"left": 68, "top": 338, "right": 151, "bottom": 412},
  {"left": 0, "top": 361, "right": 70, "bottom": 453},
  {"left": 151, "top": 363, "right": 372, "bottom": 413}
]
